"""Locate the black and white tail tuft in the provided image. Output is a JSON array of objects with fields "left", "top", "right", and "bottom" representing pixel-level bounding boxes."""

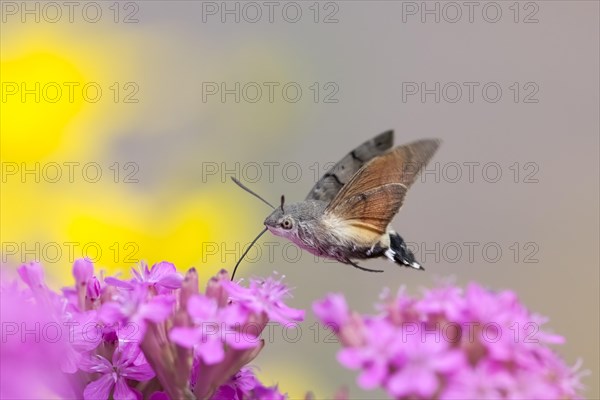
[{"left": 385, "top": 232, "right": 424, "bottom": 271}]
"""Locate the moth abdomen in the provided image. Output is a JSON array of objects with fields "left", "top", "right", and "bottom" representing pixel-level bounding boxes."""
[{"left": 385, "top": 232, "right": 423, "bottom": 270}]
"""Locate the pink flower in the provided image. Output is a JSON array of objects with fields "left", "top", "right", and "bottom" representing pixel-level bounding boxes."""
[
  {"left": 441, "top": 361, "right": 515, "bottom": 399},
  {"left": 312, "top": 293, "right": 349, "bottom": 331},
  {"left": 313, "top": 293, "right": 364, "bottom": 347},
  {"left": 148, "top": 392, "right": 170, "bottom": 400},
  {"left": 69, "top": 311, "right": 104, "bottom": 352},
  {"left": 99, "top": 285, "right": 174, "bottom": 341},
  {"left": 87, "top": 276, "right": 102, "bottom": 301},
  {"left": 17, "top": 261, "right": 45, "bottom": 290},
  {"left": 223, "top": 275, "right": 305, "bottom": 324},
  {"left": 337, "top": 318, "right": 401, "bottom": 389},
  {"left": 105, "top": 261, "right": 183, "bottom": 293},
  {"left": 387, "top": 335, "right": 465, "bottom": 398},
  {"left": 0, "top": 275, "right": 73, "bottom": 398},
  {"left": 3, "top": 260, "right": 304, "bottom": 399},
  {"left": 314, "top": 283, "right": 586, "bottom": 399},
  {"left": 171, "top": 274, "right": 301, "bottom": 399},
  {"left": 251, "top": 386, "right": 287, "bottom": 400},
  {"left": 132, "top": 261, "right": 183, "bottom": 291},
  {"left": 80, "top": 343, "right": 155, "bottom": 400},
  {"left": 170, "top": 295, "right": 258, "bottom": 364},
  {"left": 415, "top": 284, "right": 466, "bottom": 321},
  {"left": 60, "top": 310, "right": 104, "bottom": 373},
  {"left": 212, "top": 367, "right": 287, "bottom": 400},
  {"left": 73, "top": 258, "right": 94, "bottom": 286}
]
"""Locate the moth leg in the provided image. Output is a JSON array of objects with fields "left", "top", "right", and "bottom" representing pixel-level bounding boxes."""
[{"left": 345, "top": 259, "right": 383, "bottom": 273}]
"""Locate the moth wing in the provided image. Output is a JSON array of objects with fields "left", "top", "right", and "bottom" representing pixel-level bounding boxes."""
[
  {"left": 325, "top": 184, "right": 407, "bottom": 247},
  {"left": 325, "top": 139, "right": 440, "bottom": 235},
  {"left": 305, "top": 130, "right": 394, "bottom": 202}
]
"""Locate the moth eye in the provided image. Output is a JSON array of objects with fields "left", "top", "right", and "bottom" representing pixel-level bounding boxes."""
[{"left": 281, "top": 218, "right": 293, "bottom": 230}]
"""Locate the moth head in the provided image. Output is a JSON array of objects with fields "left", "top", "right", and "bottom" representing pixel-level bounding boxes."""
[{"left": 264, "top": 195, "right": 297, "bottom": 235}]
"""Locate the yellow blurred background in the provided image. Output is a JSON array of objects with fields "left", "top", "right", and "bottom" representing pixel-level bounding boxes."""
[{"left": 1, "top": 2, "right": 598, "bottom": 398}]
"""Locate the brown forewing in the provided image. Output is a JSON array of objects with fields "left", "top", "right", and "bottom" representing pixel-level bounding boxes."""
[{"left": 325, "top": 139, "right": 440, "bottom": 234}]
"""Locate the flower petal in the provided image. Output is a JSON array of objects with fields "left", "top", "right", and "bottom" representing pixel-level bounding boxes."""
[
  {"left": 83, "top": 374, "right": 115, "bottom": 400},
  {"left": 169, "top": 327, "right": 203, "bottom": 348},
  {"left": 105, "top": 276, "right": 135, "bottom": 290},
  {"left": 17, "top": 262, "right": 45, "bottom": 290},
  {"left": 98, "top": 302, "right": 126, "bottom": 325},
  {"left": 157, "top": 273, "right": 184, "bottom": 289},
  {"left": 138, "top": 295, "right": 174, "bottom": 323},
  {"left": 79, "top": 354, "right": 113, "bottom": 374},
  {"left": 357, "top": 361, "right": 386, "bottom": 389},
  {"left": 225, "top": 331, "right": 260, "bottom": 350},
  {"left": 197, "top": 336, "right": 225, "bottom": 364},
  {"left": 187, "top": 295, "right": 218, "bottom": 320},
  {"left": 113, "top": 377, "right": 137, "bottom": 400},
  {"left": 337, "top": 348, "right": 362, "bottom": 369},
  {"left": 149, "top": 262, "right": 183, "bottom": 289},
  {"left": 312, "top": 293, "right": 349, "bottom": 330},
  {"left": 72, "top": 258, "right": 94, "bottom": 285},
  {"left": 121, "top": 363, "right": 156, "bottom": 381},
  {"left": 149, "top": 392, "right": 170, "bottom": 400}
]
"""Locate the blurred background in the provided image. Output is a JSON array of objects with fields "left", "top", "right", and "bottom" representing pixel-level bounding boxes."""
[{"left": 1, "top": 1, "right": 598, "bottom": 398}]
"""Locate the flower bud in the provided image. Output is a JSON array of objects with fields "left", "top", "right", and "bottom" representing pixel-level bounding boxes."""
[{"left": 72, "top": 258, "right": 94, "bottom": 286}]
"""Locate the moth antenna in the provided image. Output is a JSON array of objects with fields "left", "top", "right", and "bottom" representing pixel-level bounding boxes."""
[
  {"left": 280, "top": 195, "right": 285, "bottom": 212},
  {"left": 231, "top": 227, "right": 268, "bottom": 281},
  {"left": 230, "top": 177, "right": 275, "bottom": 209}
]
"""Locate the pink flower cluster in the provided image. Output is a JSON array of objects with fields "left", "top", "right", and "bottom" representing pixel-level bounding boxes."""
[
  {"left": 313, "top": 283, "right": 586, "bottom": 399},
  {"left": 0, "top": 259, "right": 304, "bottom": 399}
]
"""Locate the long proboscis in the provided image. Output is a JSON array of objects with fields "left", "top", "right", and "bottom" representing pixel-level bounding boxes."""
[
  {"left": 231, "top": 177, "right": 275, "bottom": 209},
  {"left": 229, "top": 177, "right": 274, "bottom": 280},
  {"left": 231, "top": 227, "right": 268, "bottom": 281}
]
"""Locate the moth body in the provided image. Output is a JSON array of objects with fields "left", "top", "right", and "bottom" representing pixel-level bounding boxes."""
[
  {"left": 264, "top": 200, "right": 422, "bottom": 270},
  {"left": 238, "top": 130, "right": 439, "bottom": 274}
]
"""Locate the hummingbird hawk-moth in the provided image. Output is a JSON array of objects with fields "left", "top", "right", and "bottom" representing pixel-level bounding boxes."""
[{"left": 231, "top": 130, "right": 440, "bottom": 279}]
